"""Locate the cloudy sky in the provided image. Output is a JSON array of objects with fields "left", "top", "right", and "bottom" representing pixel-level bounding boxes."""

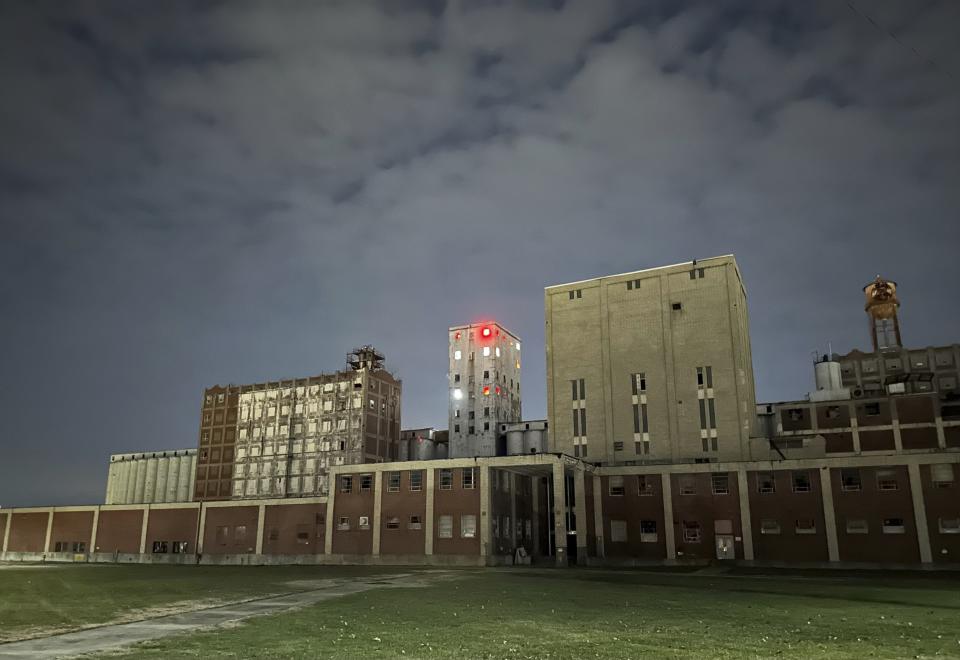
[{"left": 1, "top": 0, "right": 958, "bottom": 506}]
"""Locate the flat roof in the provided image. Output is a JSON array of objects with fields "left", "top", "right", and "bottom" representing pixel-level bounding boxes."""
[{"left": 544, "top": 254, "right": 736, "bottom": 290}]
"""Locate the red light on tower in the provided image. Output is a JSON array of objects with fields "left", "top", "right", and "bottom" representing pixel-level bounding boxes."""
[
  {"left": 482, "top": 385, "right": 490, "bottom": 396},
  {"left": 481, "top": 326, "right": 492, "bottom": 338},
  {"left": 454, "top": 331, "right": 461, "bottom": 340},
  {"left": 495, "top": 385, "right": 501, "bottom": 395}
]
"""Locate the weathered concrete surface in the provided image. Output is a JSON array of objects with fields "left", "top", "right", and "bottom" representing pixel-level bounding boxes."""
[{"left": 0, "top": 572, "right": 451, "bottom": 659}]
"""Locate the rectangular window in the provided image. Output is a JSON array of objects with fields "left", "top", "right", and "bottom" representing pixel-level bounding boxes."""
[
  {"left": 882, "top": 518, "right": 905, "bottom": 534},
  {"left": 572, "top": 409, "right": 579, "bottom": 436},
  {"left": 613, "top": 441, "right": 624, "bottom": 451},
  {"left": 483, "top": 421, "right": 490, "bottom": 431},
  {"left": 409, "top": 470, "right": 423, "bottom": 491},
  {"left": 699, "top": 399, "right": 707, "bottom": 430},
  {"left": 840, "top": 469, "right": 861, "bottom": 492},
  {"left": 385, "top": 517, "right": 400, "bottom": 530},
  {"left": 939, "top": 518, "right": 960, "bottom": 534},
  {"left": 579, "top": 378, "right": 585, "bottom": 400},
  {"left": 679, "top": 477, "right": 696, "bottom": 496},
  {"left": 580, "top": 408, "right": 587, "bottom": 435},
  {"left": 633, "top": 403, "right": 641, "bottom": 434},
  {"left": 638, "top": 475, "right": 654, "bottom": 496},
  {"left": 845, "top": 519, "right": 869, "bottom": 534},
  {"left": 757, "top": 472, "right": 776, "bottom": 494},
  {"left": 360, "top": 474, "right": 373, "bottom": 492},
  {"left": 337, "top": 516, "right": 350, "bottom": 531},
  {"left": 438, "top": 515, "right": 453, "bottom": 539},
  {"left": 608, "top": 476, "right": 625, "bottom": 496},
  {"left": 234, "top": 525, "right": 247, "bottom": 543},
  {"left": 408, "top": 515, "right": 423, "bottom": 530},
  {"left": 760, "top": 519, "right": 780, "bottom": 535},
  {"left": 358, "top": 516, "right": 370, "bottom": 530},
  {"left": 439, "top": 469, "right": 453, "bottom": 489},
  {"left": 792, "top": 471, "right": 812, "bottom": 493},
  {"left": 340, "top": 475, "right": 353, "bottom": 493},
  {"left": 387, "top": 472, "right": 401, "bottom": 493},
  {"left": 610, "top": 520, "right": 628, "bottom": 543},
  {"left": 711, "top": 474, "right": 729, "bottom": 495},
  {"left": 931, "top": 464, "right": 954, "bottom": 487},
  {"left": 640, "top": 520, "right": 658, "bottom": 543},
  {"left": 697, "top": 367, "right": 704, "bottom": 387},
  {"left": 877, "top": 470, "right": 899, "bottom": 491},
  {"left": 795, "top": 519, "right": 816, "bottom": 535},
  {"left": 462, "top": 467, "right": 476, "bottom": 489},
  {"left": 682, "top": 521, "right": 701, "bottom": 543},
  {"left": 461, "top": 514, "right": 477, "bottom": 538}
]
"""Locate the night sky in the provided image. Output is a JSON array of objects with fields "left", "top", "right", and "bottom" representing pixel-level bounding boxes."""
[{"left": 1, "top": 1, "right": 958, "bottom": 507}]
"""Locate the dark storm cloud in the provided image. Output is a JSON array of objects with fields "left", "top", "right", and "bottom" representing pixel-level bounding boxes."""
[{"left": 1, "top": 0, "right": 958, "bottom": 506}]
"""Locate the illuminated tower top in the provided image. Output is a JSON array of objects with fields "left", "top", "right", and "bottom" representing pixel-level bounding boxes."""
[{"left": 447, "top": 322, "right": 522, "bottom": 458}]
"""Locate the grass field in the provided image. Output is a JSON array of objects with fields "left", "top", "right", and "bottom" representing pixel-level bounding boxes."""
[
  {"left": 0, "top": 563, "right": 407, "bottom": 642},
  {"left": 3, "top": 564, "right": 960, "bottom": 659}
]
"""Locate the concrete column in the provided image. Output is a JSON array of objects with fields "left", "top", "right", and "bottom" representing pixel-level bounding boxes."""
[
  {"left": 371, "top": 471, "right": 383, "bottom": 556},
  {"left": 167, "top": 456, "right": 181, "bottom": 503},
  {"left": 851, "top": 414, "right": 861, "bottom": 454},
  {"left": 509, "top": 473, "right": 518, "bottom": 549},
  {"left": 89, "top": 507, "right": 100, "bottom": 554},
  {"left": 907, "top": 464, "right": 933, "bottom": 563},
  {"left": 819, "top": 467, "right": 840, "bottom": 562},
  {"left": 573, "top": 468, "right": 588, "bottom": 563},
  {"left": 3, "top": 510, "right": 13, "bottom": 554},
  {"left": 661, "top": 474, "right": 676, "bottom": 561},
  {"left": 531, "top": 476, "right": 541, "bottom": 555},
  {"left": 592, "top": 474, "right": 604, "bottom": 559},
  {"left": 479, "top": 465, "right": 492, "bottom": 561},
  {"left": 891, "top": 404, "right": 903, "bottom": 452},
  {"left": 255, "top": 504, "right": 266, "bottom": 555},
  {"left": 736, "top": 469, "right": 754, "bottom": 561},
  {"left": 139, "top": 506, "right": 150, "bottom": 554},
  {"left": 104, "top": 463, "right": 116, "bottom": 505},
  {"left": 43, "top": 509, "right": 54, "bottom": 554},
  {"left": 324, "top": 482, "right": 336, "bottom": 555},
  {"left": 178, "top": 456, "right": 193, "bottom": 502},
  {"left": 551, "top": 462, "right": 566, "bottom": 567},
  {"left": 935, "top": 414, "right": 947, "bottom": 449},
  {"left": 197, "top": 502, "right": 208, "bottom": 554},
  {"left": 425, "top": 467, "right": 436, "bottom": 556},
  {"left": 144, "top": 457, "right": 159, "bottom": 505}
]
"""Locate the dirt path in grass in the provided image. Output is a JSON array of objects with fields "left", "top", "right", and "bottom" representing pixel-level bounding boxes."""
[{"left": 0, "top": 571, "right": 459, "bottom": 659}]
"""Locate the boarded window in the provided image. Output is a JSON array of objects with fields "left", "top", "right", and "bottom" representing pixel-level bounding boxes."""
[
  {"left": 608, "top": 476, "right": 625, "bottom": 496},
  {"left": 610, "top": 520, "right": 628, "bottom": 543},
  {"left": 385, "top": 517, "right": 400, "bottom": 530},
  {"left": 795, "top": 519, "right": 816, "bottom": 535},
  {"left": 846, "top": 519, "right": 868, "bottom": 534},
  {"left": 438, "top": 515, "right": 453, "bottom": 539},
  {"left": 931, "top": 464, "right": 954, "bottom": 487},
  {"left": 760, "top": 519, "right": 780, "bottom": 535},
  {"left": 882, "top": 518, "right": 905, "bottom": 534}
]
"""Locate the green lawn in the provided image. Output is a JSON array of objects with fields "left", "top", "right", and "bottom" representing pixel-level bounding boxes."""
[
  {"left": 88, "top": 567, "right": 960, "bottom": 659},
  {"left": 0, "top": 563, "right": 410, "bottom": 642}
]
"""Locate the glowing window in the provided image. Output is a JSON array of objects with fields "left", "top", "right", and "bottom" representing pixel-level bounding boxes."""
[
  {"left": 481, "top": 327, "right": 492, "bottom": 337},
  {"left": 495, "top": 347, "right": 501, "bottom": 357},
  {"left": 454, "top": 350, "right": 462, "bottom": 360},
  {"left": 453, "top": 388, "right": 463, "bottom": 400},
  {"left": 483, "top": 346, "right": 491, "bottom": 357},
  {"left": 482, "top": 386, "right": 491, "bottom": 396}
]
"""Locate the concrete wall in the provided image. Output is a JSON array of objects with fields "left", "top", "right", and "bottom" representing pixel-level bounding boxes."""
[
  {"left": 545, "top": 255, "right": 757, "bottom": 464},
  {"left": 105, "top": 450, "right": 197, "bottom": 505}
]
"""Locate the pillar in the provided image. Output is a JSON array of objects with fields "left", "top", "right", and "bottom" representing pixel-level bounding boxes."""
[
  {"left": 592, "top": 474, "right": 604, "bottom": 559},
  {"left": 423, "top": 467, "right": 438, "bottom": 555},
  {"left": 324, "top": 480, "right": 336, "bottom": 555},
  {"left": 3, "top": 510, "right": 13, "bottom": 554},
  {"left": 661, "top": 474, "right": 676, "bottom": 561},
  {"left": 531, "top": 476, "right": 541, "bottom": 555},
  {"left": 573, "top": 468, "right": 588, "bottom": 564},
  {"left": 509, "top": 473, "right": 518, "bottom": 548},
  {"left": 139, "top": 505, "right": 150, "bottom": 554},
  {"left": 371, "top": 471, "right": 383, "bottom": 556},
  {"left": 477, "top": 465, "right": 490, "bottom": 561},
  {"left": 255, "top": 504, "right": 266, "bottom": 555},
  {"left": 89, "top": 507, "right": 100, "bottom": 554},
  {"left": 197, "top": 502, "right": 208, "bottom": 554},
  {"left": 133, "top": 459, "right": 146, "bottom": 503},
  {"left": 907, "top": 464, "right": 933, "bottom": 563},
  {"left": 736, "top": 469, "right": 754, "bottom": 561},
  {"left": 819, "top": 467, "right": 840, "bottom": 562},
  {"left": 155, "top": 456, "right": 170, "bottom": 503},
  {"left": 43, "top": 509, "right": 54, "bottom": 554},
  {"left": 551, "top": 462, "right": 566, "bottom": 567}
]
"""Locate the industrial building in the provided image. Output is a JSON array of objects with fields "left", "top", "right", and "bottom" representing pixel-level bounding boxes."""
[
  {"left": 544, "top": 255, "right": 757, "bottom": 464},
  {"left": 104, "top": 450, "right": 196, "bottom": 505},
  {"left": 3, "top": 257, "right": 959, "bottom": 569},
  {"left": 448, "top": 322, "right": 522, "bottom": 458},
  {"left": 228, "top": 346, "right": 401, "bottom": 500}
]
